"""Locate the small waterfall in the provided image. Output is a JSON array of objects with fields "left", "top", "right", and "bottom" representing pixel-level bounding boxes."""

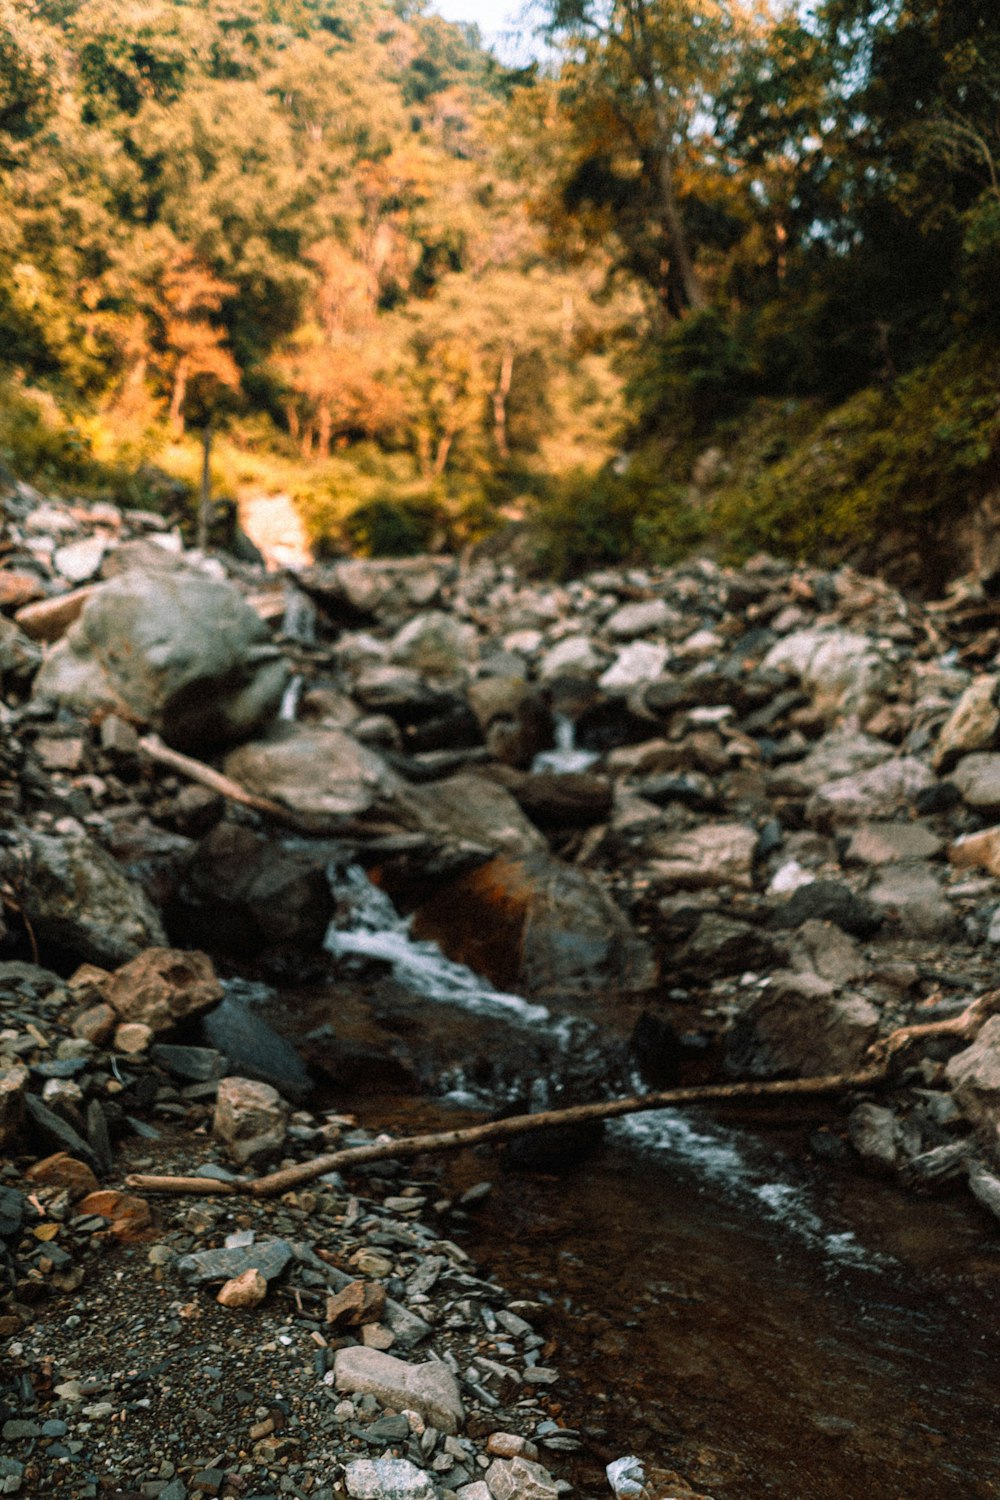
[
  {"left": 531, "top": 712, "right": 600, "bottom": 774},
  {"left": 281, "top": 582, "right": 317, "bottom": 645},
  {"left": 279, "top": 674, "right": 303, "bottom": 721}
]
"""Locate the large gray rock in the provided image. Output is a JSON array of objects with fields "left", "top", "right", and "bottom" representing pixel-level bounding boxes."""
[
  {"left": 761, "top": 628, "right": 891, "bottom": 720},
  {"left": 334, "top": 1347, "right": 464, "bottom": 1433},
  {"left": 390, "top": 611, "right": 479, "bottom": 677},
  {"left": 399, "top": 774, "right": 548, "bottom": 858},
  {"left": 224, "top": 723, "right": 399, "bottom": 819},
  {"left": 867, "top": 864, "right": 958, "bottom": 939},
  {"left": 345, "top": 1460, "right": 436, "bottom": 1500},
  {"left": 727, "top": 970, "right": 879, "bottom": 1079},
  {"left": 805, "top": 757, "right": 934, "bottom": 827},
  {"left": 33, "top": 569, "right": 289, "bottom": 751},
  {"left": 645, "top": 822, "right": 758, "bottom": 891},
  {"left": 2, "top": 828, "right": 166, "bottom": 967},
  {"left": 952, "top": 753, "right": 1000, "bottom": 812},
  {"left": 946, "top": 1016, "right": 1000, "bottom": 1151}
]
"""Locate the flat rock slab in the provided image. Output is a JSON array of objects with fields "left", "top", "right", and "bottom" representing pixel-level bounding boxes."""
[
  {"left": 176, "top": 1238, "right": 295, "bottom": 1285},
  {"left": 344, "top": 1458, "right": 436, "bottom": 1500},
  {"left": 845, "top": 821, "right": 943, "bottom": 865},
  {"left": 334, "top": 1346, "right": 464, "bottom": 1434}
]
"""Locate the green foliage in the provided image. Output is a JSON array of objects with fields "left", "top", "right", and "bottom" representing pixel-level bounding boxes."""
[
  {"left": 528, "top": 462, "right": 705, "bottom": 579},
  {"left": 344, "top": 491, "right": 441, "bottom": 556},
  {"left": 0, "top": 380, "right": 93, "bottom": 484},
  {"left": 628, "top": 309, "right": 754, "bottom": 440}
]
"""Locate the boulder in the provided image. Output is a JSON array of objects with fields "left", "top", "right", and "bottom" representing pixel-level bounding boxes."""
[
  {"left": 344, "top": 1460, "right": 436, "bottom": 1500},
  {"left": 298, "top": 557, "right": 451, "bottom": 625},
  {"left": 933, "top": 676, "right": 1000, "bottom": 771},
  {"left": 675, "top": 914, "right": 784, "bottom": 980},
  {"left": 952, "top": 752, "right": 1000, "bottom": 812},
  {"left": 786, "top": 920, "right": 867, "bottom": 987},
  {"left": 538, "top": 635, "right": 604, "bottom": 681},
  {"left": 768, "top": 730, "right": 894, "bottom": 796},
  {"left": 844, "top": 821, "right": 943, "bottom": 866},
  {"left": 805, "top": 757, "right": 935, "bottom": 827},
  {"left": 761, "top": 628, "right": 891, "bottom": 720},
  {"left": 390, "top": 611, "right": 479, "bottom": 677},
  {"left": 202, "top": 993, "right": 312, "bottom": 1104},
  {"left": 33, "top": 569, "right": 289, "bottom": 751},
  {"left": 100, "top": 947, "right": 223, "bottom": 1032},
  {"left": 212, "top": 1076, "right": 288, "bottom": 1165},
  {"left": 399, "top": 774, "right": 548, "bottom": 858},
  {"left": 769, "top": 879, "right": 882, "bottom": 939},
  {"left": 946, "top": 1016, "right": 1000, "bottom": 1150},
  {"left": 866, "top": 864, "right": 958, "bottom": 939},
  {"left": 412, "top": 853, "right": 655, "bottom": 999},
  {"left": 486, "top": 1457, "right": 560, "bottom": 1500},
  {"left": 726, "top": 970, "right": 880, "bottom": 1079},
  {"left": 467, "top": 677, "right": 552, "bottom": 769},
  {"left": 224, "top": 723, "right": 399, "bottom": 819},
  {"left": 644, "top": 822, "right": 759, "bottom": 891},
  {"left": 2, "top": 828, "right": 166, "bottom": 967},
  {"left": 334, "top": 1347, "right": 464, "bottom": 1434}
]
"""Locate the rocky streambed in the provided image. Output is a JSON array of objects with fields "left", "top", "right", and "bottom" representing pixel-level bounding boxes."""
[{"left": 5, "top": 476, "right": 1000, "bottom": 1495}]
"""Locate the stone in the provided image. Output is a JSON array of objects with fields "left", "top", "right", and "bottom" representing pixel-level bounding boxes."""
[
  {"left": 847, "top": 1103, "right": 904, "bottom": 1174},
  {"left": 598, "top": 641, "right": 670, "bottom": 691},
  {"left": 949, "top": 826, "right": 1000, "bottom": 878},
  {"left": 113, "top": 1021, "right": 154, "bottom": 1053},
  {"left": 399, "top": 773, "right": 548, "bottom": 858},
  {"left": 53, "top": 536, "right": 107, "bottom": 584},
  {"left": 301, "top": 557, "right": 450, "bottom": 624},
  {"left": 212, "top": 1076, "right": 288, "bottom": 1165},
  {"left": 390, "top": 611, "right": 479, "bottom": 677},
  {"left": 968, "top": 1162, "right": 1000, "bottom": 1223},
  {"left": 0, "top": 1065, "right": 28, "bottom": 1148},
  {"left": 24, "top": 1152, "right": 100, "bottom": 1200},
  {"left": 485, "top": 1457, "right": 559, "bottom": 1500},
  {"left": 325, "top": 1280, "right": 387, "bottom": 1329},
  {"left": 675, "top": 914, "right": 784, "bottom": 980},
  {"left": 71, "top": 1002, "right": 115, "bottom": 1044},
  {"left": 805, "top": 757, "right": 935, "bottom": 827},
  {"left": 762, "top": 628, "right": 891, "bottom": 720},
  {"left": 15, "top": 585, "right": 96, "bottom": 643},
  {"left": 500, "top": 770, "right": 612, "bottom": 828},
  {"left": 224, "top": 723, "right": 398, "bottom": 819},
  {"left": 727, "top": 970, "right": 879, "bottom": 1079},
  {"left": 538, "top": 635, "right": 603, "bottom": 680},
  {"left": 844, "top": 821, "right": 943, "bottom": 866},
  {"left": 952, "top": 753, "right": 1000, "bottom": 811},
  {"left": 768, "top": 731, "right": 894, "bottom": 796},
  {"left": 867, "top": 864, "right": 958, "bottom": 939},
  {"left": 934, "top": 676, "right": 1000, "bottom": 771},
  {"left": 22, "top": 1094, "right": 100, "bottom": 1172},
  {"left": 201, "top": 994, "right": 312, "bottom": 1104},
  {"left": 467, "top": 677, "right": 552, "bottom": 769},
  {"left": 103, "top": 947, "right": 223, "bottom": 1032},
  {"left": 945, "top": 1017, "right": 1000, "bottom": 1146},
  {"left": 769, "top": 880, "right": 882, "bottom": 939},
  {"left": 1, "top": 828, "right": 166, "bottom": 967},
  {"left": 74, "top": 1189, "right": 151, "bottom": 1241},
  {"left": 334, "top": 1347, "right": 465, "bottom": 1434},
  {"left": 344, "top": 1459, "right": 436, "bottom": 1500},
  {"left": 604, "top": 598, "right": 674, "bottom": 638},
  {"left": 0, "top": 616, "right": 42, "bottom": 686},
  {"left": 34, "top": 735, "right": 85, "bottom": 772},
  {"left": 412, "top": 853, "right": 655, "bottom": 999},
  {"left": 33, "top": 569, "right": 289, "bottom": 751},
  {"left": 486, "top": 1435, "right": 541, "bottom": 1461},
  {"left": 217, "top": 1268, "right": 268, "bottom": 1308},
  {"left": 644, "top": 822, "right": 758, "bottom": 891},
  {"left": 0, "top": 569, "right": 44, "bottom": 609},
  {"left": 786, "top": 920, "right": 867, "bottom": 987},
  {"left": 176, "top": 1238, "right": 295, "bottom": 1285}
]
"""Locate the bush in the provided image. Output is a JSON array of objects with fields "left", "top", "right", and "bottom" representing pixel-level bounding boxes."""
[{"left": 528, "top": 462, "right": 706, "bottom": 578}]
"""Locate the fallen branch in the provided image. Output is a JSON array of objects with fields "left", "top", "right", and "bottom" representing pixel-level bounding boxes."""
[
  {"left": 139, "top": 734, "right": 296, "bottom": 824},
  {"left": 870, "top": 988, "right": 1000, "bottom": 1062},
  {"left": 125, "top": 1065, "right": 887, "bottom": 1200}
]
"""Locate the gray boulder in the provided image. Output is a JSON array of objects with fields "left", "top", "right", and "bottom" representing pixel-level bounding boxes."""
[
  {"left": 224, "top": 723, "right": 400, "bottom": 819},
  {"left": 33, "top": 568, "right": 289, "bottom": 751},
  {"left": 952, "top": 753, "right": 1000, "bottom": 813},
  {"left": 946, "top": 1016, "right": 1000, "bottom": 1150},
  {"left": 2, "top": 828, "right": 166, "bottom": 967},
  {"left": 727, "top": 969, "right": 879, "bottom": 1079}
]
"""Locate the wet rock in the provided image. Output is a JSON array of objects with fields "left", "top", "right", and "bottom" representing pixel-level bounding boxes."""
[
  {"left": 172, "top": 821, "right": 333, "bottom": 957},
  {"left": 2, "top": 827, "right": 166, "bottom": 966},
  {"left": 645, "top": 822, "right": 759, "bottom": 891},
  {"left": 33, "top": 569, "right": 290, "bottom": 751},
  {"left": 933, "top": 676, "right": 1000, "bottom": 771},
  {"left": 952, "top": 753, "right": 1000, "bottom": 812},
  {"left": 727, "top": 970, "right": 879, "bottom": 1078},
  {"left": 212, "top": 1076, "right": 288, "bottom": 1164},
  {"left": 412, "top": 853, "right": 655, "bottom": 998},
  {"left": 805, "top": 758, "right": 935, "bottom": 827},
  {"left": 945, "top": 1017, "right": 1000, "bottom": 1148},
  {"left": 224, "top": 723, "right": 399, "bottom": 819},
  {"left": 844, "top": 821, "right": 943, "bottom": 866},
  {"left": 334, "top": 1347, "right": 464, "bottom": 1434},
  {"left": 769, "top": 880, "right": 883, "bottom": 939},
  {"left": 675, "top": 914, "right": 784, "bottom": 980},
  {"left": 344, "top": 1458, "right": 436, "bottom": 1500},
  {"left": 101, "top": 947, "right": 223, "bottom": 1032},
  {"left": 847, "top": 1102, "right": 906, "bottom": 1174}
]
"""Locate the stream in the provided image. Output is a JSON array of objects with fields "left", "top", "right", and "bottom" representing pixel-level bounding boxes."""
[{"left": 264, "top": 864, "right": 1000, "bottom": 1500}]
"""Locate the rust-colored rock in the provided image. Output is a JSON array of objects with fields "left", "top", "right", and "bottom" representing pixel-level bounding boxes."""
[
  {"left": 0, "top": 571, "right": 45, "bottom": 611},
  {"left": 103, "top": 947, "right": 223, "bottom": 1032},
  {"left": 76, "top": 1190, "right": 152, "bottom": 1241},
  {"left": 15, "top": 585, "right": 96, "bottom": 642},
  {"left": 325, "top": 1279, "right": 387, "bottom": 1329},
  {"left": 25, "top": 1153, "right": 100, "bottom": 1201},
  {"left": 113, "top": 1021, "right": 154, "bottom": 1054},
  {"left": 217, "top": 1268, "right": 268, "bottom": 1308}
]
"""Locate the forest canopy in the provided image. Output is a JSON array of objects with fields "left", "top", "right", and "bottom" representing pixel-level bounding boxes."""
[{"left": 1, "top": 0, "right": 999, "bottom": 586}]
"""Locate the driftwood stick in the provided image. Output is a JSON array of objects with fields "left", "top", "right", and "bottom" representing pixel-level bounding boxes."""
[
  {"left": 871, "top": 989, "right": 1000, "bottom": 1062},
  {"left": 124, "top": 1174, "right": 239, "bottom": 1196},
  {"left": 139, "top": 734, "right": 295, "bottom": 822}
]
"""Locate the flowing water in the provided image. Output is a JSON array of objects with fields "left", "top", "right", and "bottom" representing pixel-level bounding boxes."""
[{"left": 277, "top": 866, "right": 1000, "bottom": 1499}]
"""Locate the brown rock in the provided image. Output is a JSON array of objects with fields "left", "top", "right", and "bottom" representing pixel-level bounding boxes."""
[
  {"left": 213, "top": 1076, "right": 288, "bottom": 1165},
  {"left": 15, "top": 585, "right": 96, "bottom": 642},
  {"left": 34, "top": 736, "right": 85, "bottom": 772},
  {"left": 67, "top": 963, "right": 113, "bottom": 1003},
  {"left": 325, "top": 1279, "right": 387, "bottom": 1329},
  {"left": 25, "top": 1152, "right": 100, "bottom": 1201},
  {"left": 949, "top": 826, "right": 1000, "bottom": 878},
  {"left": 76, "top": 1190, "right": 152, "bottom": 1241},
  {"left": 72, "top": 1003, "right": 116, "bottom": 1043},
  {"left": 487, "top": 1434, "right": 541, "bottom": 1461},
  {"left": 113, "top": 1021, "right": 154, "bottom": 1054},
  {"left": 217, "top": 1268, "right": 268, "bottom": 1308},
  {"left": 0, "top": 571, "right": 45, "bottom": 610},
  {"left": 103, "top": 947, "right": 223, "bottom": 1032}
]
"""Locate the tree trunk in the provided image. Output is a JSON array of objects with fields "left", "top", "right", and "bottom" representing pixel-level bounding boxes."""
[
  {"left": 492, "top": 346, "right": 515, "bottom": 460},
  {"left": 197, "top": 423, "right": 211, "bottom": 552},
  {"left": 168, "top": 355, "right": 189, "bottom": 434},
  {"left": 652, "top": 97, "right": 705, "bottom": 316},
  {"left": 317, "top": 401, "right": 332, "bottom": 460},
  {"left": 434, "top": 428, "right": 455, "bottom": 477}
]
